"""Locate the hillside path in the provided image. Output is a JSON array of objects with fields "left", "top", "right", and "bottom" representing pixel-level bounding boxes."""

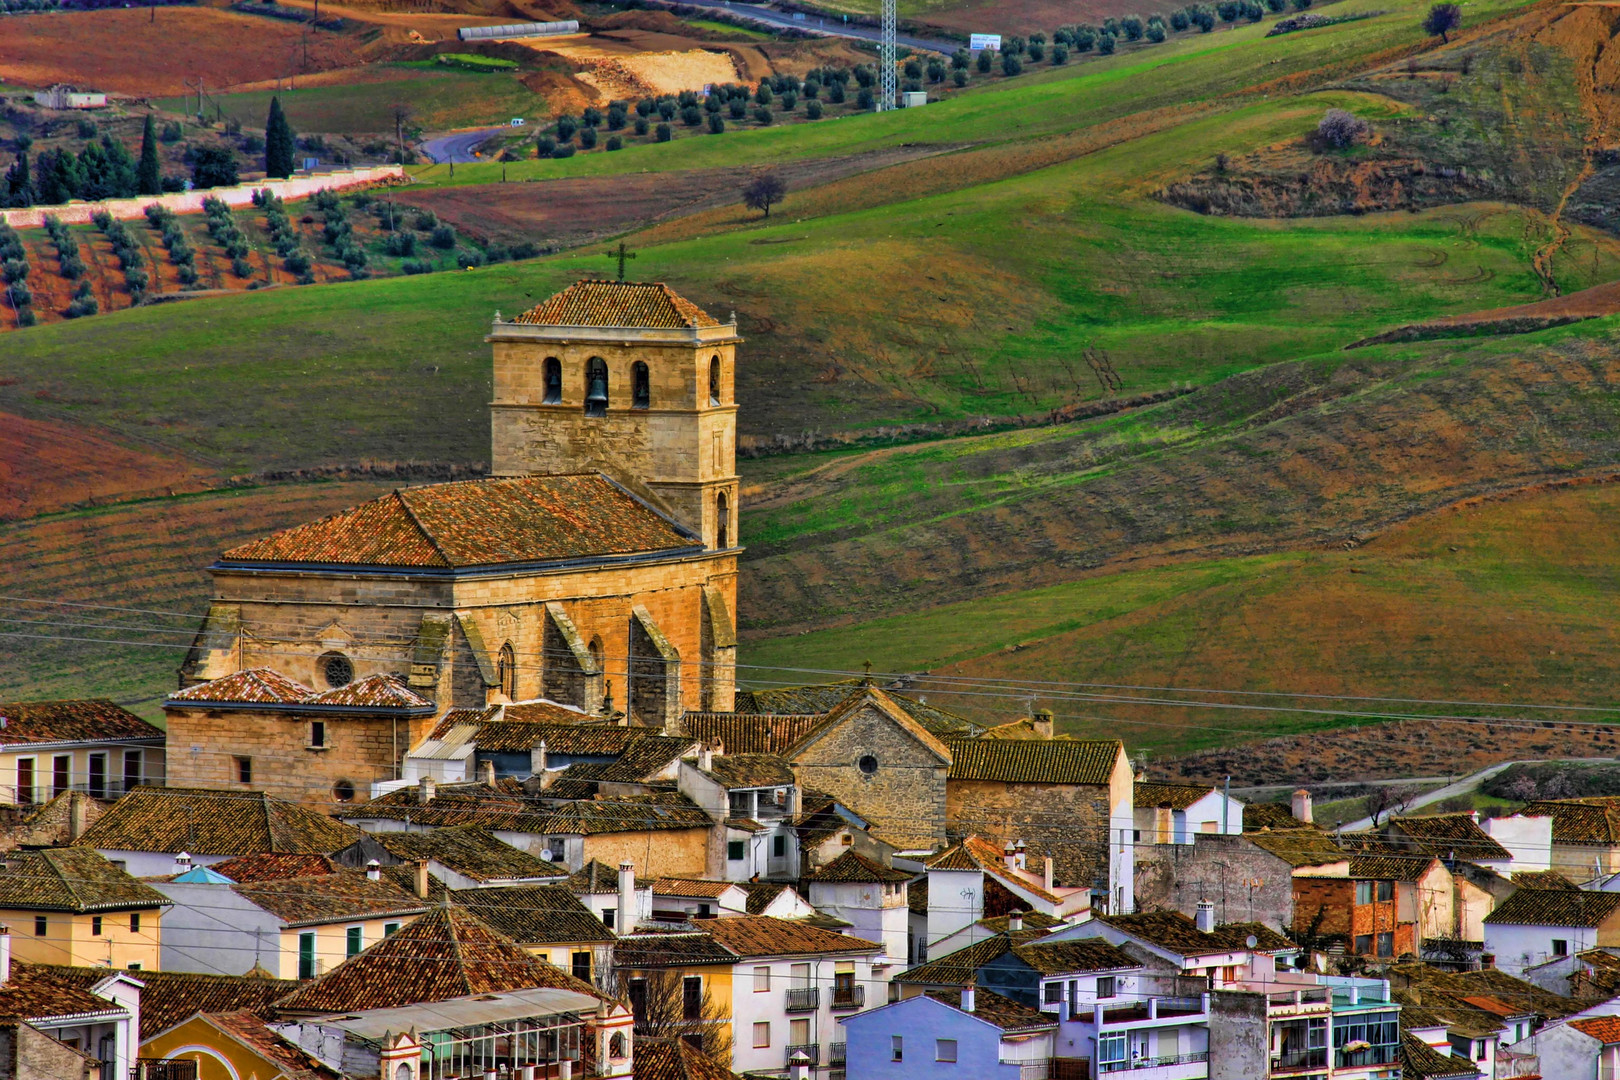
[
  {"left": 420, "top": 127, "right": 510, "bottom": 164},
  {"left": 665, "top": 0, "right": 960, "bottom": 52},
  {"left": 1334, "top": 757, "right": 1615, "bottom": 832}
]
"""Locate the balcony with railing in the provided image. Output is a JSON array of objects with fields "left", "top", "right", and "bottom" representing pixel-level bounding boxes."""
[
  {"left": 1098, "top": 1051, "right": 1210, "bottom": 1078},
  {"left": 785, "top": 1043, "right": 820, "bottom": 1066},
  {"left": 1093, "top": 995, "right": 1208, "bottom": 1028},
  {"left": 1335, "top": 1044, "right": 1399, "bottom": 1069},
  {"left": 831, "top": 985, "right": 865, "bottom": 1011},
  {"left": 1266, "top": 988, "right": 1330, "bottom": 1014},
  {"left": 785, "top": 987, "right": 820, "bottom": 1012},
  {"left": 1270, "top": 1048, "right": 1328, "bottom": 1073},
  {"left": 829, "top": 1041, "right": 846, "bottom": 1064}
]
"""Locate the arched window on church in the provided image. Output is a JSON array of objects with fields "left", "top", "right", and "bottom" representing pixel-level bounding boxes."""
[
  {"left": 716, "top": 490, "right": 729, "bottom": 549},
  {"left": 585, "top": 357, "right": 609, "bottom": 418},
  {"left": 543, "top": 358, "right": 562, "bottom": 404},
  {"left": 498, "top": 643, "right": 517, "bottom": 699},
  {"left": 632, "top": 361, "right": 650, "bottom": 410},
  {"left": 708, "top": 355, "right": 722, "bottom": 406}
]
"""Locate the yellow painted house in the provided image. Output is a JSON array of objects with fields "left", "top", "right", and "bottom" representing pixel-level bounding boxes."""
[
  {"left": 143, "top": 1009, "right": 341, "bottom": 1080},
  {"left": 0, "top": 848, "right": 166, "bottom": 970}
]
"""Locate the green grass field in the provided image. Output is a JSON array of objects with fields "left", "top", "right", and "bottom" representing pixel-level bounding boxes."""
[
  {"left": 8, "top": 0, "right": 1620, "bottom": 745},
  {"left": 154, "top": 66, "right": 551, "bottom": 134}
]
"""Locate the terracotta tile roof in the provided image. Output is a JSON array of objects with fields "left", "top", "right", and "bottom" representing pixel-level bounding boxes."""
[
  {"left": 170, "top": 671, "right": 431, "bottom": 712},
  {"left": 924, "top": 836, "right": 1064, "bottom": 903},
  {"left": 365, "top": 825, "right": 567, "bottom": 882},
  {"left": 0, "top": 700, "right": 163, "bottom": 747},
  {"left": 1521, "top": 800, "right": 1620, "bottom": 845},
  {"left": 203, "top": 1010, "right": 343, "bottom": 1080},
  {"left": 169, "top": 669, "right": 313, "bottom": 705},
  {"left": 1514, "top": 869, "right": 1580, "bottom": 890},
  {"left": 275, "top": 905, "right": 599, "bottom": 1014},
  {"left": 447, "top": 884, "right": 615, "bottom": 945},
  {"left": 947, "top": 739, "right": 1122, "bottom": 785},
  {"left": 1390, "top": 963, "right": 1582, "bottom": 1023},
  {"left": 1400, "top": 1031, "right": 1482, "bottom": 1079},
  {"left": 1244, "top": 803, "right": 1311, "bottom": 831},
  {"left": 1388, "top": 814, "right": 1511, "bottom": 861},
  {"left": 378, "top": 863, "right": 449, "bottom": 903},
  {"left": 678, "top": 714, "right": 829, "bottom": 755},
  {"left": 1248, "top": 829, "right": 1347, "bottom": 868},
  {"left": 0, "top": 848, "right": 170, "bottom": 912},
  {"left": 526, "top": 793, "right": 714, "bottom": 836},
  {"left": 740, "top": 882, "right": 798, "bottom": 915},
  {"left": 894, "top": 930, "right": 1048, "bottom": 986},
  {"left": 209, "top": 853, "right": 340, "bottom": 883},
  {"left": 975, "top": 912, "right": 1063, "bottom": 935},
  {"left": 233, "top": 871, "right": 427, "bottom": 927},
  {"left": 567, "top": 860, "right": 626, "bottom": 893},
  {"left": 703, "top": 915, "right": 879, "bottom": 958},
  {"left": 1135, "top": 782, "right": 1216, "bottom": 811},
  {"left": 699, "top": 754, "right": 795, "bottom": 789},
  {"left": 1458, "top": 995, "right": 1525, "bottom": 1018},
  {"left": 1100, "top": 911, "right": 1294, "bottom": 955},
  {"left": 633, "top": 1037, "right": 744, "bottom": 1080},
  {"left": 1571, "top": 1015, "right": 1620, "bottom": 1044},
  {"left": 431, "top": 719, "right": 639, "bottom": 755},
  {"left": 511, "top": 280, "right": 720, "bottom": 329},
  {"left": 220, "top": 475, "right": 695, "bottom": 569},
  {"left": 806, "top": 850, "right": 910, "bottom": 884},
  {"left": 653, "top": 878, "right": 738, "bottom": 899},
  {"left": 0, "top": 962, "right": 130, "bottom": 1023},
  {"left": 612, "top": 931, "right": 737, "bottom": 967},
  {"left": 597, "top": 736, "right": 698, "bottom": 783},
  {"left": 1350, "top": 854, "right": 1440, "bottom": 882},
  {"left": 39, "top": 965, "right": 297, "bottom": 1040},
  {"left": 343, "top": 780, "right": 534, "bottom": 830},
  {"left": 75, "top": 787, "right": 359, "bottom": 856},
  {"left": 503, "top": 701, "right": 598, "bottom": 725},
  {"left": 814, "top": 687, "right": 954, "bottom": 764},
  {"left": 908, "top": 875, "right": 928, "bottom": 915},
  {"left": 1484, "top": 888, "right": 1620, "bottom": 928},
  {"left": 732, "top": 681, "right": 983, "bottom": 738},
  {"left": 922, "top": 988, "right": 1057, "bottom": 1032},
  {"left": 1012, "top": 940, "right": 1138, "bottom": 976}
]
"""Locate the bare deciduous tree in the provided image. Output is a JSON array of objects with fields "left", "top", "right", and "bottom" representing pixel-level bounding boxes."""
[
  {"left": 602, "top": 968, "right": 734, "bottom": 1067},
  {"left": 742, "top": 171, "right": 786, "bottom": 219}
]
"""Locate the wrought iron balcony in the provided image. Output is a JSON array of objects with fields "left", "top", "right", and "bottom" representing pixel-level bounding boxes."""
[
  {"left": 831, "top": 985, "right": 865, "bottom": 1010},
  {"left": 785, "top": 986, "right": 820, "bottom": 1012},
  {"left": 785, "top": 1043, "right": 820, "bottom": 1066}
]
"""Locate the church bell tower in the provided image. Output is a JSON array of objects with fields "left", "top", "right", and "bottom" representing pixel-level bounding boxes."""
[{"left": 487, "top": 280, "right": 742, "bottom": 549}]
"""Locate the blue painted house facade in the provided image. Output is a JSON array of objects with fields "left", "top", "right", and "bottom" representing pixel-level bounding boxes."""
[{"left": 840, "top": 987, "right": 1056, "bottom": 1080}]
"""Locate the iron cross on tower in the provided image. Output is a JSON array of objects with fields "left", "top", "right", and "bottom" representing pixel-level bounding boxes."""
[{"left": 606, "top": 241, "right": 636, "bottom": 282}]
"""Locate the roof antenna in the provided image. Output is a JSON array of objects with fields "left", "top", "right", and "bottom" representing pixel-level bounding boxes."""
[{"left": 862, "top": 660, "right": 874, "bottom": 687}]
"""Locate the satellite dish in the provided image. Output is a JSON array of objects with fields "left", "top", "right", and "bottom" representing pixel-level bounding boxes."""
[
  {"left": 540, "top": 848, "right": 555, "bottom": 862},
  {"left": 1246, "top": 934, "right": 1259, "bottom": 949}
]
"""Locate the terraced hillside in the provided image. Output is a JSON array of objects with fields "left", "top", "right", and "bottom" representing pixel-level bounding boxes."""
[{"left": 6, "top": 0, "right": 1620, "bottom": 741}]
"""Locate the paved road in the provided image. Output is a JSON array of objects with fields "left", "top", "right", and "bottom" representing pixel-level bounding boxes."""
[
  {"left": 419, "top": 127, "right": 510, "bottom": 165},
  {"left": 671, "top": 0, "right": 960, "bottom": 53},
  {"left": 1334, "top": 757, "right": 1615, "bottom": 832}
]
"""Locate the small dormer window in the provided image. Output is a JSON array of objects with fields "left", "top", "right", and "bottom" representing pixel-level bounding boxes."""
[
  {"left": 543, "top": 358, "right": 562, "bottom": 404},
  {"left": 633, "top": 362, "right": 650, "bottom": 409}
]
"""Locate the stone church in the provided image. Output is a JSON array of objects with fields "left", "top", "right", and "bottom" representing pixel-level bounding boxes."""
[{"left": 165, "top": 281, "right": 742, "bottom": 806}]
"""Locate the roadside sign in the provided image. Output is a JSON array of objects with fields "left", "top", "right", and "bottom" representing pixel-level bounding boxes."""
[
  {"left": 970, "top": 33, "right": 1001, "bottom": 51},
  {"left": 510, "top": 117, "right": 525, "bottom": 126},
  {"left": 302, "top": 157, "right": 318, "bottom": 171}
]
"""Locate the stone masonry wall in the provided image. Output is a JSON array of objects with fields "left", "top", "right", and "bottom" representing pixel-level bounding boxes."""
[
  {"left": 790, "top": 703, "right": 949, "bottom": 851},
  {"left": 946, "top": 779, "right": 1109, "bottom": 888},
  {"left": 1134, "top": 835, "right": 1296, "bottom": 928}
]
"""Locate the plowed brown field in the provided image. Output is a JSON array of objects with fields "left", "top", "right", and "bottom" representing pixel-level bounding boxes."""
[
  {"left": 0, "top": 413, "right": 216, "bottom": 522},
  {"left": 0, "top": 8, "right": 367, "bottom": 96}
]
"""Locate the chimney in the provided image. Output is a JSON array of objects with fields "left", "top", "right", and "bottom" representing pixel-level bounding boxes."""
[
  {"left": 413, "top": 859, "right": 430, "bottom": 900},
  {"left": 960, "top": 985, "right": 976, "bottom": 1013},
  {"left": 1292, "top": 789, "right": 1313, "bottom": 825},
  {"left": 0, "top": 924, "right": 12, "bottom": 986},
  {"left": 1004, "top": 842, "right": 1018, "bottom": 871},
  {"left": 787, "top": 1052, "right": 811, "bottom": 1080},
  {"left": 698, "top": 743, "right": 714, "bottom": 773},
  {"left": 480, "top": 759, "right": 496, "bottom": 786},
  {"left": 1014, "top": 840, "right": 1027, "bottom": 872},
  {"left": 175, "top": 852, "right": 192, "bottom": 874},
  {"left": 68, "top": 793, "right": 87, "bottom": 843},
  {"left": 1031, "top": 709, "right": 1054, "bottom": 739},
  {"left": 418, "top": 777, "right": 436, "bottom": 805},
  {"left": 1481, "top": 953, "right": 1495, "bottom": 970},
  {"left": 1043, "top": 856, "right": 1055, "bottom": 893},
  {"left": 1009, "top": 912, "right": 1023, "bottom": 933},
  {"left": 531, "top": 740, "right": 548, "bottom": 779},
  {"left": 617, "top": 860, "right": 635, "bottom": 936},
  {"left": 366, "top": 859, "right": 381, "bottom": 882},
  {"left": 1195, "top": 900, "right": 1216, "bottom": 933}
]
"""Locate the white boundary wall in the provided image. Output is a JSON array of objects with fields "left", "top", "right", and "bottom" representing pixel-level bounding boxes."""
[{"left": 0, "top": 165, "right": 406, "bottom": 229}]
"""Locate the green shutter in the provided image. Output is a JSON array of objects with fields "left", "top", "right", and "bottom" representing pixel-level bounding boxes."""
[
  {"left": 347, "top": 926, "right": 363, "bottom": 957},
  {"left": 299, "top": 932, "right": 316, "bottom": 979}
]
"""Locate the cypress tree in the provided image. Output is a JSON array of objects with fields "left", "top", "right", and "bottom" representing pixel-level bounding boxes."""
[
  {"left": 3, "top": 153, "right": 30, "bottom": 208},
  {"left": 265, "top": 97, "right": 296, "bottom": 179},
  {"left": 137, "top": 114, "right": 161, "bottom": 196}
]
